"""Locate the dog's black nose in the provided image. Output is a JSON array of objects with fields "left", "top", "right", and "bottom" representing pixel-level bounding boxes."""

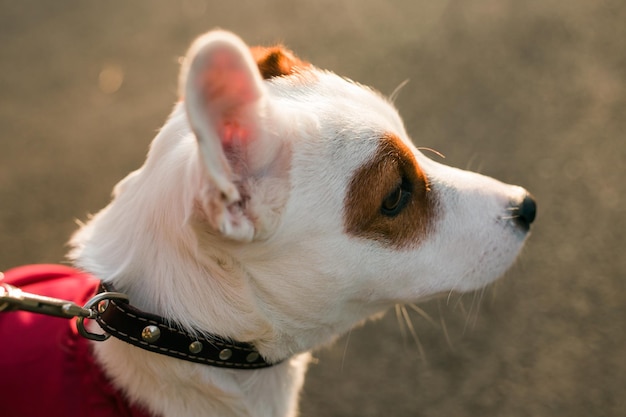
[{"left": 512, "top": 193, "right": 537, "bottom": 231}]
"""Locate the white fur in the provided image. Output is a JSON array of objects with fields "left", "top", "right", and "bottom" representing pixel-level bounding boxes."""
[{"left": 69, "top": 30, "right": 532, "bottom": 417}]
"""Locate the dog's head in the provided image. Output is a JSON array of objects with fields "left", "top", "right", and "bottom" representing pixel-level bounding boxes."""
[{"left": 71, "top": 31, "right": 535, "bottom": 360}]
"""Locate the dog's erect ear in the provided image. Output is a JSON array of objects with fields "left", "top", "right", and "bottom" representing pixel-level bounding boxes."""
[{"left": 179, "top": 31, "right": 278, "bottom": 242}]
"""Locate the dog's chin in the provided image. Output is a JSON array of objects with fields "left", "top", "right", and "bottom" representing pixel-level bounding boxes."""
[{"left": 453, "top": 250, "right": 524, "bottom": 294}]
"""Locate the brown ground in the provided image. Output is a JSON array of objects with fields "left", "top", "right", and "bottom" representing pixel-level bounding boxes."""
[{"left": 1, "top": 1, "right": 624, "bottom": 416}]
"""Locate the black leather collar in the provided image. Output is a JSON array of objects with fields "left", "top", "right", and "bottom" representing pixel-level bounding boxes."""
[{"left": 95, "top": 282, "right": 278, "bottom": 370}]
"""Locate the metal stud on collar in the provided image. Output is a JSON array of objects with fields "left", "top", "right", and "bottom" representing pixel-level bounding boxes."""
[
  {"left": 246, "top": 352, "right": 260, "bottom": 363},
  {"left": 219, "top": 348, "right": 232, "bottom": 360},
  {"left": 189, "top": 341, "right": 203, "bottom": 354},
  {"left": 141, "top": 325, "right": 161, "bottom": 343}
]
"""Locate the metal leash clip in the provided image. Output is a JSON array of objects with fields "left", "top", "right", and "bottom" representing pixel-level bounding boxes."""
[
  {"left": 0, "top": 282, "right": 94, "bottom": 318},
  {"left": 0, "top": 279, "right": 129, "bottom": 342}
]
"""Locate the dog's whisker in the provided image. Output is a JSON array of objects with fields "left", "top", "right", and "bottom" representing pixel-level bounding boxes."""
[
  {"left": 453, "top": 292, "right": 466, "bottom": 312},
  {"left": 400, "top": 305, "right": 426, "bottom": 361},
  {"left": 468, "top": 287, "right": 488, "bottom": 332},
  {"left": 417, "top": 147, "right": 446, "bottom": 159},
  {"left": 406, "top": 303, "right": 437, "bottom": 327},
  {"left": 437, "top": 300, "right": 455, "bottom": 351},
  {"left": 465, "top": 153, "right": 480, "bottom": 172},
  {"left": 455, "top": 297, "right": 471, "bottom": 335},
  {"left": 395, "top": 304, "right": 408, "bottom": 345},
  {"left": 340, "top": 328, "right": 354, "bottom": 373},
  {"left": 473, "top": 288, "right": 487, "bottom": 329},
  {"left": 465, "top": 154, "right": 486, "bottom": 174},
  {"left": 389, "top": 78, "right": 410, "bottom": 102},
  {"left": 461, "top": 294, "right": 474, "bottom": 334},
  {"left": 489, "top": 280, "right": 499, "bottom": 305},
  {"left": 471, "top": 291, "right": 481, "bottom": 328}
]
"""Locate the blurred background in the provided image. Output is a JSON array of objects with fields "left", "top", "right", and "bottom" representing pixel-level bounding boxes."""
[{"left": 1, "top": 1, "right": 624, "bottom": 416}]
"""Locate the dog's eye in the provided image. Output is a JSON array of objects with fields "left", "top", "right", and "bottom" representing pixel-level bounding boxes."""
[{"left": 381, "top": 177, "right": 411, "bottom": 217}]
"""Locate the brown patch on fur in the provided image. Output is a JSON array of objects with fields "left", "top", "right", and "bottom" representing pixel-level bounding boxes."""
[
  {"left": 251, "top": 46, "right": 309, "bottom": 79},
  {"left": 344, "top": 134, "right": 437, "bottom": 249}
]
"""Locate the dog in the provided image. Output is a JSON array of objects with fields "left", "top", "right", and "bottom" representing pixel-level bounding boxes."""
[{"left": 2, "top": 30, "right": 535, "bottom": 417}]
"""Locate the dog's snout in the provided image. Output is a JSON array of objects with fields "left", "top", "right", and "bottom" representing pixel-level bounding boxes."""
[{"left": 511, "top": 193, "right": 537, "bottom": 231}]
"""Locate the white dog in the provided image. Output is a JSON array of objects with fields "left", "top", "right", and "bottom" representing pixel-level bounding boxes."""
[{"left": 66, "top": 30, "right": 535, "bottom": 417}]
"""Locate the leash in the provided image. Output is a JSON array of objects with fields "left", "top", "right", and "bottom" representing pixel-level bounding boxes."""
[{"left": 0, "top": 271, "right": 276, "bottom": 370}]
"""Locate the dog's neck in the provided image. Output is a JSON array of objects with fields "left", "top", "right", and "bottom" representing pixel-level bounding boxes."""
[{"left": 73, "top": 205, "right": 283, "bottom": 358}]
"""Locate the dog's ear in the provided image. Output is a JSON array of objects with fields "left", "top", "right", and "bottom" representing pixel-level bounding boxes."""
[{"left": 179, "top": 30, "right": 277, "bottom": 242}]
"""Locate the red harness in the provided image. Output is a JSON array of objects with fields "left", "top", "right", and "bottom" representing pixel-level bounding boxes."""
[{"left": 0, "top": 264, "right": 154, "bottom": 417}]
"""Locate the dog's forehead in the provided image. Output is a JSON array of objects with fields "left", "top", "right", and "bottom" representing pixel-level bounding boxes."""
[
  {"left": 265, "top": 67, "right": 413, "bottom": 179},
  {"left": 269, "top": 70, "right": 404, "bottom": 130}
]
